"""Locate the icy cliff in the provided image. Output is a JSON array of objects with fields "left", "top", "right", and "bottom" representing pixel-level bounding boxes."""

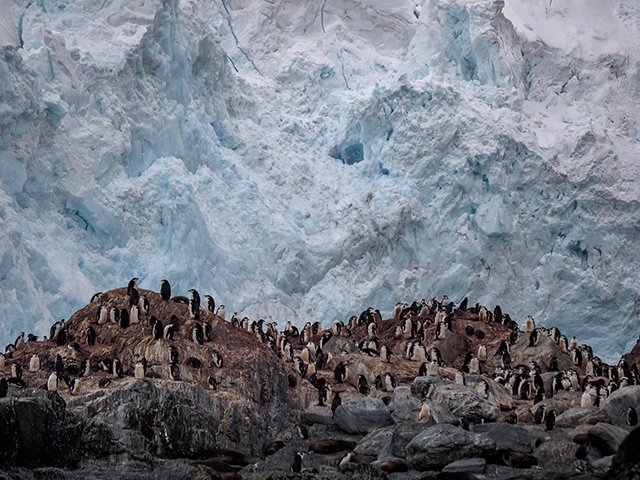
[{"left": 0, "top": 0, "right": 638, "bottom": 361}]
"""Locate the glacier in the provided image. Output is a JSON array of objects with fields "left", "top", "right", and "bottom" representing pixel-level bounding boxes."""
[{"left": 0, "top": 0, "right": 639, "bottom": 362}]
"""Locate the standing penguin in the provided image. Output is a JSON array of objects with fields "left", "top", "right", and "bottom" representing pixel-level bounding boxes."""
[
  {"left": 86, "top": 326, "right": 96, "bottom": 347},
  {"left": 204, "top": 295, "right": 215, "bottom": 313},
  {"left": 331, "top": 392, "right": 342, "bottom": 416},
  {"left": 216, "top": 305, "right": 226, "bottom": 320},
  {"left": 160, "top": 280, "right": 171, "bottom": 300},
  {"left": 545, "top": 409, "right": 556, "bottom": 431},
  {"left": 29, "top": 354, "right": 40, "bottom": 372},
  {"left": 334, "top": 362, "right": 348, "bottom": 383},
  {"left": 628, "top": 406, "right": 638, "bottom": 426},
  {"left": 47, "top": 372, "right": 58, "bottom": 391}
]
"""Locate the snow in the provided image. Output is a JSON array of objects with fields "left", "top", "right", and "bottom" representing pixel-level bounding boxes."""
[{"left": 0, "top": 0, "right": 638, "bottom": 362}]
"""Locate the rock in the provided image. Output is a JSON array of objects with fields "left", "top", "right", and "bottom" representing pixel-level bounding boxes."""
[
  {"left": 587, "top": 423, "right": 629, "bottom": 456},
  {"left": 442, "top": 457, "right": 487, "bottom": 474},
  {"left": 304, "top": 404, "right": 336, "bottom": 425},
  {"left": 605, "top": 426, "right": 640, "bottom": 480},
  {"left": 405, "top": 424, "right": 496, "bottom": 471},
  {"left": 556, "top": 407, "right": 610, "bottom": 428},
  {"left": 334, "top": 397, "right": 391, "bottom": 434},
  {"left": 354, "top": 426, "right": 394, "bottom": 459},
  {"left": 601, "top": 385, "right": 640, "bottom": 426},
  {"left": 534, "top": 439, "right": 578, "bottom": 468},
  {"left": 0, "top": 389, "right": 82, "bottom": 468},
  {"left": 412, "top": 377, "right": 499, "bottom": 423},
  {"left": 463, "top": 375, "right": 515, "bottom": 411},
  {"left": 321, "top": 336, "right": 359, "bottom": 356},
  {"left": 391, "top": 423, "right": 425, "bottom": 458},
  {"left": 470, "top": 423, "right": 534, "bottom": 453}
]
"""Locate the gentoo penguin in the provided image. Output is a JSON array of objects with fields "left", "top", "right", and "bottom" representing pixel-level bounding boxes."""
[
  {"left": 494, "top": 305, "right": 503, "bottom": 325},
  {"left": 129, "top": 287, "right": 139, "bottom": 307},
  {"left": 212, "top": 350, "right": 223, "bottom": 368},
  {"left": 207, "top": 376, "right": 218, "bottom": 390},
  {"left": 204, "top": 295, "right": 215, "bottom": 313},
  {"left": 11, "top": 363, "right": 22, "bottom": 380},
  {"left": 86, "top": 326, "right": 96, "bottom": 346},
  {"left": 529, "top": 329, "right": 540, "bottom": 347},
  {"left": 96, "top": 305, "right": 108, "bottom": 324},
  {"left": 47, "top": 372, "right": 59, "bottom": 391},
  {"left": 97, "top": 358, "right": 112, "bottom": 373},
  {"left": 524, "top": 315, "right": 535, "bottom": 333},
  {"left": 331, "top": 392, "right": 342, "bottom": 416},
  {"left": 98, "top": 377, "right": 112, "bottom": 388},
  {"left": 317, "top": 385, "right": 330, "bottom": 406},
  {"left": 56, "top": 328, "right": 67, "bottom": 346},
  {"left": 69, "top": 378, "right": 81, "bottom": 396},
  {"left": 510, "top": 330, "right": 519, "bottom": 345},
  {"left": 569, "top": 336, "right": 579, "bottom": 350},
  {"left": 478, "top": 306, "right": 488, "bottom": 323},
  {"left": 169, "top": 363, "right": 180, "bottom": 381},
  {"left": 216, "top": 305, "right": 226, "bottom": 320},
  {"left": 169, "top": 346, "right": 179, "bottom": 364},
  {"left": 27, "top": 334, "right": 38, "bottom": 342},
  {"left": 80, "top": 359, "right": 91, "bottom": 377},
  {"left": 332, "top": 320, "right": 342, "bottom": 336},
  {"left": 90, "top": 292, "right": 103, "bottom": 303},
  {"left": 435, "top": 321, "right": 446, "bottom": 340},
  {"left": 334, "top": 362, "right": 348, "bottom": 383},
  {"left": 160, "top": 280, "right": 171, "bottom": 300},
  {"left": 203, "top": 322, "right": 213, "bottom": 341},
  {"left": 29, "top": 354, "right": 40, "bottom": 372},
  {"left": 534, "top": 405, "right": 546, "bottom": 425},
  {"left": 189, "top": 289, "right": 200, "bottom": 307},
  {"left": 426, "top": 362, "right": 439, "bottom": 377},
  {"left": 549, "top": 356, "right": 559, "bottom": 372},
  {"left": 478, "top": 345, "right": 487, "bottom": 362},
  {"left": 545, "top": 409, "right": 556, "bottom": 431},
  {"left": 393, "top": 302, "right": 402, "bottom": 321},
  {"left": 468, "top": 356, "right": 480, "bottom": 375},
  {"left": 187, "top": 357, "right": 201, "bottom": 368}
]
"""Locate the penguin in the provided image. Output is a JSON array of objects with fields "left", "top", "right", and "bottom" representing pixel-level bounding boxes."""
[
  {"left": 216, "top": 305, "right": 226, "bottom": 320},
  {"left": 69, "top": 377, "right": 81, "bottom": 396},
  {"left": 90, "top": 292, "right": 103, "bottom": 303},
  {"left": 545, "top": 409, "right": 556, "bottom": 431},
  {"left": 510, "top": 329, "right": 519, "bottom": 345},
  {"left": 571, "top": 348, "right": 582, "bottom": 366},
  {"left": 160, "top": 280, "right": 171, "bottom": 300},
  {"left": 529, "top": 329, "right": 540, "bottom": 347},
  {"left": 27, "top": 334, "right": 38, "bottom": 342},
  {"left": 119, "top": 309, "right": 130, "bottom": 328},
  {"left": 506, "top": 411, "right": 518, "bottom": 425},
  {"left": 478, "top": 306, "right": 488, "bottom": 323},
  {"left": 384, "top": 372, "right": 396, "bottom": 391},
  {"left": 474, "top": 329, "right": 485, "bottom": 340},
  {"left": 525, "top": 315, "right": 535, "bottom": 333},
  {"left": 68, "top": 341, "right": 82, "bottom": 352},
  {"left": 419, "top": 403, "right": 431, "bottom": 421},
  {"left": 204, "top": 295, "right": 215, "bottom": 313},
  {"left": 435, "top": 321, "right": 446, "bottom": 340},
  {"left": 468, "top": 356, "right": 480, "bottom": 375},
  {"left": 494, "top": 305, "right": 503, "bottom": 325},
  {"left": 534, "top": 405, "right": 546, "bottom": 425},
  {"left": 207, "top": 376, "right": 218, "bottom": 390},
  {"left": 189, "top": 289, "right": 200, "bottom": 307},
  {"left": 170, "top": 363, "right": 180, "bottom": 381},
  {"left": 98, "top": 377, "right": 112, "bottom": 388},
  {"left": 47, "top": 372, "right": 59, "bottom": 391},
  {"left": 317, "top": 385, "right": 330, "bottom": 406},
  {"left": 161, "top": 324, "right": 173, "bottom": 340},
  {"left": 292, "top": 452, "right": 304, "bottom": 473},
  {"left": 455, "top": 371, "right": 465, "bottom": 385},
  {"left": 334, "top": 362, "right": 348, "bottom": 383},
  {"left": 628, "top": 406, "right": 638, "bottom": 426},
  {"left": 153, "top": 319, "right": 164, "bottom": 339},
  {"left": 534, "top": 386, "right": 546, "bottom": 404},
  {"left": 96, "top": 305, "right": 108, "bottom": 325},
  {"left": 129, "top": 287, "right": 139, "bottom": 308},
  {"left": 127, "top": 277, "right": 139, "bottom": 294},
  {"left": 169, "top": 346, "right": 179, "bottom": 364},
  {"left": 478, "top": 345, "right": 487, "bottom": 362},
  {"left": 380, "top": 344, "right": 391, "bottom": 363},
  {"left": 14, "top": 332, "right": 24, "bottom": 350},
  {"left": 519, "top": 381, "right": 531, "bottom": 400},
  {"left": 0, "top": 378, "right": 7, "bottom": 398},
  {"left": 569, "top": 336, "right": 579, "bottom": 351},
  {"left": 139, "top": 295, "right": 149, "bottom": 315},
  {"left": 393, "top": 325, "right": 403, "bottom": 339},
  {"left": 29, "top": 354, "right": 40, "bottom": 372},
  {"left": 459, "top": 297, "right": 468, "bottom": 311},
  {"left": 11, "top": 363, "right": 22, "bottom": 380},
  {"left": 0, "top": 353, "right": 5, "bottom": 371},
  {"left": 135, "top": 358, "right": 147, "bottom": 379},
  {"left": 189, "top": 299, "right": 200, "bottom": 320},
  {"left": 56, "top": 328, "right": 67, "bottom": 346},
  {"left": 109, "top": 307, "right": 120, "bottom": 324},
  {"left": 187, "top": 357, "right": 202, "bottom": 368},
  {"left": 192, "top": 323, "right": 204, "bottom": 345},
  {"left": 393, "top": 302, "right": 402, "bottom": 321},
  {"left": 112, "top": 358, "right": 123, "bottom": 378},
  {"left": 87, "top": 326, "right": 96, "bottom": 346},
  {"left": 81, "top": 359, "right": 91, "bottom": 377},
  {"left": 357, "top": 374, "right": 369, "bottom": 395},
  {"left": 495, "top": 340, "right": 509, "bottom": 357},
  {"left": 331, "top": 392, "right": 342, "bottom": 416},
  {"left": 203, "top": 322, "right": 213, "bottom": 342},
  {"left": 212, "top": 350, "right": 223, "bottom": 368},
  {"left": 97, "top": 358, "right": 111, "bottom": 373},
  {"left": 549, "top": 356, "right": 559, "bottom": 372}
]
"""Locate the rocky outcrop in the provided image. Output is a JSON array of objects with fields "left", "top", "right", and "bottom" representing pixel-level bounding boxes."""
[{"left": 334, "top": 398, "right": 391, "bottom": 434}]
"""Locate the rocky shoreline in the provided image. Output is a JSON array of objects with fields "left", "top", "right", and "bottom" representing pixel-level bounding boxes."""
[{"left": 1, "top": 284, "right": 639, "bottom": 479}]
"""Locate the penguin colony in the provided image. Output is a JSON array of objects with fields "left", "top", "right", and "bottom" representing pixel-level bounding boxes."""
[{"left": 2, "top": 284, "right": 640, "bottom": 476}]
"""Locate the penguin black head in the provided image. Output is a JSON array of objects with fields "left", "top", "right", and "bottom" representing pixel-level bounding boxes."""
[{"left": 545, "top": 409, "right": 556, "bottom": 431}]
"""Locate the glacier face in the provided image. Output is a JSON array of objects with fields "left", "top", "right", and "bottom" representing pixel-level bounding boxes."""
[{"left": 0, "top": 0, "right": 639, "bottom": 362}]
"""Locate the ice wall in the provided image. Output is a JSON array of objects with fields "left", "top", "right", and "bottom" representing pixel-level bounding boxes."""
[{"left": 0, "top": 0, "right": 638, "bottom": 361}]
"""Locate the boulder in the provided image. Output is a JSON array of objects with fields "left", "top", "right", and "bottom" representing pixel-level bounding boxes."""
[
  {"left": 354, "top": 426, "right": 394, "bottom": 458},
  {"left": 406, "top": 424, "right": 496, "bottom": 471},
  {"left": 412, "top": 377, "right": 499, "bottom": 422},
  {"left": 470, "top": 423, "right": 534, "bottom": 453},
  {"left": 556, "top": 407, "right": 610, "bottom": 428},
  {"left": 587, "top": 423, "right": 629, "bottom": 456},
  {"left": 442, "top": 457, "right": 487, "bottom": 474},
  {"left": 601, "top": 386, "right": 640, "bottom": 426},
  {"left": 605, "top": 426, "right": 640, "bottom": 480},
  {"left": 334, "top": 397, "right": 391, "bottom": 434},
  {"left": 463, "top": 375, "right": 515, "bottom": 411}
]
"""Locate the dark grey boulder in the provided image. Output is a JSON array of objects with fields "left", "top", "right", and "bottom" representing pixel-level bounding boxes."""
[
  {"left": 405, "top": 424, "right": 496, "bottom": 471},
  {"left": 601, "top": 385, "right": 640, "bottom": 426},
  {"left": 588, "top": 422, "right": 629, "bottom": 456},
  {"left": 556, "top": 407, "right": 610, "bottom": 428},
  {"left": 334, "top": 397, "right": 391, "bottom": 434},
  {"left": 411, "top": 376, "right": 499, "bottom": 422},
  {"left": 442, "top": 457, "right": 487, "bottom": 474},
  {"left": 470, "top": 423, "right": 534, "bottom": 453},
  {"left": 354, "top": 426, "right": 394, "bottom": 458}
]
